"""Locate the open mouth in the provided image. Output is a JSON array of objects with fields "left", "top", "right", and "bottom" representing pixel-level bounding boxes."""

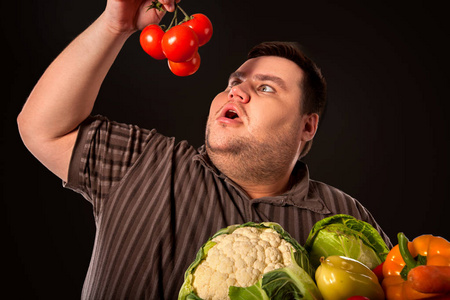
[
  {"left": 217, "top": 104, "right": 244, "bottom": 124},
  {"left": 225, "top": 109, "right": 239, "bottom": 120}
]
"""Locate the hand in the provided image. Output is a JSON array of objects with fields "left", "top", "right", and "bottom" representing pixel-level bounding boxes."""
[{"left": 102, "top": 0, "right": 180, "bottom": 35}]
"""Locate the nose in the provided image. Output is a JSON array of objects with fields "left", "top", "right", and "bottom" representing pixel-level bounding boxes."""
[{"left": 228, "top": 85, "right": 250, "bottom": 103}]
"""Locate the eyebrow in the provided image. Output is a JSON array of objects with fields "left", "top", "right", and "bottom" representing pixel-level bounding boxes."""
[{"left": 229, "top": 71, "right": 288, "bottom": 91}]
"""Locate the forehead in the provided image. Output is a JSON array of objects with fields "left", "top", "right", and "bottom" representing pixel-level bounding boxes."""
[{"left": 235, "top": 56, "right": 304, "bottom": 87}]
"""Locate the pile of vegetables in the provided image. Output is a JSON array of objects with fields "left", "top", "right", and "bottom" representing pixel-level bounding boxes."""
[{"left": 178, "top": 215, "right": 450, "bottom": 300}]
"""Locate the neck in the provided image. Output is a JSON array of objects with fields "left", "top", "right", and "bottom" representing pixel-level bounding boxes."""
[
  {"left": 205, "top": 131, "right": 301, "bottom": 199},
  {"left": 233, "top": 173, "right": 292, "bottom": 199},
  {"left": 209, "top": 153, "right": 296, "bottom": 199}
]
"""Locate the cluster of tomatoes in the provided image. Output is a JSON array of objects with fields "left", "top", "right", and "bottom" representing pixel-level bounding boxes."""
[{"left": 140, "top": 2, "right": 213, "bottom": 77}]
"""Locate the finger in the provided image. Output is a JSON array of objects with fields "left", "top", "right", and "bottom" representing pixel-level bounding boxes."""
[{"left": 159, "top": 0, "right": 176, "bottom": 12}]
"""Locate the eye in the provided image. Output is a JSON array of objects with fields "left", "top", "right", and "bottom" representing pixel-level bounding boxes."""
[
  {"left": 228, "top": 79, "right": 241, "bottom": 87},
  {"left": 259, "top": 85, "right": 275, "bottom": 93}
]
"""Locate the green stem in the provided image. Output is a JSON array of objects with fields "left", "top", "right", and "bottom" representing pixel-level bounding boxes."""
[
  {"left": 397, "top": 232, "right": 417, "bottom": 269},
  {"left": 167, "top": 8, "right": 177, "bottom": 29},
  {"left": 146, "top": 0, "right": 164, "bottom": 12},
  {"left": 176, "top": 4, "right": 190, "bottom": 20},
  {"left": 147, "top": 2, "right": 191, "bottom": 31}
]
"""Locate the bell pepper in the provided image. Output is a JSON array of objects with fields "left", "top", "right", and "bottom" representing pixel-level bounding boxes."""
[
  {"left": 315, "top": 255, "right": 385, "bottom": 300},
  {"left": 382, "top": 232, "right": 450, "bottom": 300}
]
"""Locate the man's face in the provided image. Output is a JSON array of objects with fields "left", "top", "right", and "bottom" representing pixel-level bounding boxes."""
[{"left": 205, "top": 56, "right": 312, "bottom": 183}]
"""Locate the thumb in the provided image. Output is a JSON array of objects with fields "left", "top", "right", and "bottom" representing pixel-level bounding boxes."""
[{"left": 158, "top": 0, "right": 176, "bottom": 12}]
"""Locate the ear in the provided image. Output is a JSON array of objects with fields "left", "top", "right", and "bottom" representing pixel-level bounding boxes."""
[{"left": 300, "top": 113, "right": 319, "bottom": 142}]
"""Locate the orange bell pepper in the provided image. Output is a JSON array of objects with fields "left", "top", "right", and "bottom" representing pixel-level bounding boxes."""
[{"left": 382, "top": 232, "right": 450, "bottom": 300}]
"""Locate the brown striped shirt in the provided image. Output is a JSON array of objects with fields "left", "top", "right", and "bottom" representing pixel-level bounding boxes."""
[{"left": 65, "top": 115, "right": 391, "bottom": 299}]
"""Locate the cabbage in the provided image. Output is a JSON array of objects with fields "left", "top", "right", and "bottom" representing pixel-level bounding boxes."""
[
  {"left": 304, "top": 214, "right": 390, "bottom": 270},
  {"left": 178, "top": 222, "right": 321, "bottom": 300}
]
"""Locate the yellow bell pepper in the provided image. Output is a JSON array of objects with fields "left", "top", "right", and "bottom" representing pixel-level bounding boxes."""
[
  {"left": 315, "top": 255, "right": 385, "bottom": 300},
  {"left": 382, "top": 232, "right": 450, "bottom": 300}
]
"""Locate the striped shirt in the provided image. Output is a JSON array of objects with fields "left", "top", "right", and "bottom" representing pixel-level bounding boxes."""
[{"left": 65, "top": 115, "right": 391, "bottom": 299}]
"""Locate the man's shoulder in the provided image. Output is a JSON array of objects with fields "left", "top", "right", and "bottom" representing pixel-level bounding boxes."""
[
  {"left": 306, "top": 178, "right": 366, "bottom": 214},
  {"left": 309, "top": 179, "right": 356, "bottom": 200},
  {"left": 289, "top": 161, "right": 358, "bottom": 212}
]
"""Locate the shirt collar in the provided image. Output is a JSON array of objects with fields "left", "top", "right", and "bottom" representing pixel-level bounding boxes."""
[{"left": 193, "top": 146, "right": 331, "bottom": 214}]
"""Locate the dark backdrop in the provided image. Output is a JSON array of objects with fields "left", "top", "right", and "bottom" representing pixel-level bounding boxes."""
[{"left": 2, "top": 0, "right": 449, "bottom": 298}]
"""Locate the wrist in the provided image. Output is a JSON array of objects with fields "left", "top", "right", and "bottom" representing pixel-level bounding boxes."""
[{"left": 96, "top": 12, "right": 136, "bottom": 41}]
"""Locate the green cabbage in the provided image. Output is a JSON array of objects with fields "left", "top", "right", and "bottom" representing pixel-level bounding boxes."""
[
  {"left": 304, "top": 214, "right": 390, "bottom": 270},
  {"left": 178, "top": 222, "right": 321, "bottom": 300}
]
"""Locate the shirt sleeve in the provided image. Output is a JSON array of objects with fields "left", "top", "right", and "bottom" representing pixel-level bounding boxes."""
[{"left": 64, "top": 115, "right": 156, "bottom": 214}]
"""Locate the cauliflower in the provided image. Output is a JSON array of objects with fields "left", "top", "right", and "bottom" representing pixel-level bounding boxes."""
[
  {"left": 193, "top": 226, "right": 294, "bottom": 299},
  {"left": 178, "top": 222, "right": 322, "bottom": 300}
]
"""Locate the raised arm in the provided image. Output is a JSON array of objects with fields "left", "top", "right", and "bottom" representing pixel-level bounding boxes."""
[{"left": 17, "top": 0, "right": 176, "bottom": 181}]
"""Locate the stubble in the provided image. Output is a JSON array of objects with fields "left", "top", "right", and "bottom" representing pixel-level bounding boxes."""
[{"left": 205, "top": 121, "right": 300, "bottom": 186}]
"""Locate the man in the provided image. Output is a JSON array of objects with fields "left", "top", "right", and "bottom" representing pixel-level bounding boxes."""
[{"left": 17, "top": 0, "right": 390, "bottom": 298}]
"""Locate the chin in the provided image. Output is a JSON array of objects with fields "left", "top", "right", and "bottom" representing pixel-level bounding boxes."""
[
  {"left": 206, "top": 125, "right": 231, "bottom": 151},
  {"left": 206, "top": 138, "right": 235, "bottom": 154}
]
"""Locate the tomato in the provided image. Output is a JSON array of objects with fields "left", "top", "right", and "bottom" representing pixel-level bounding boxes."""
[
  {"left": 140, "top": 24, "right": 166, "bottom": 60},
  {"left": 161, "top": 25, "right": 199, "bottom": 62},
  {"left": 184, "top": 13, "right": 213, "bottom": 46},
  {"left": 168, "top": 52, "right": 201, "bottom": 76},
  {"left": 372, "top": 262, "right": 384, "bottom": 284}
]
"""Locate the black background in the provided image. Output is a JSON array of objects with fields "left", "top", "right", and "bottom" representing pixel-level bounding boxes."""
[{"left": 2, "top": 0, "right": 449, "bottom": 298}]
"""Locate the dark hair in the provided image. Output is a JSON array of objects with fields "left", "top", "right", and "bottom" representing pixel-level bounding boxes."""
[{"left": 247, "top": 41, "right": 327, "bottom": 158}]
